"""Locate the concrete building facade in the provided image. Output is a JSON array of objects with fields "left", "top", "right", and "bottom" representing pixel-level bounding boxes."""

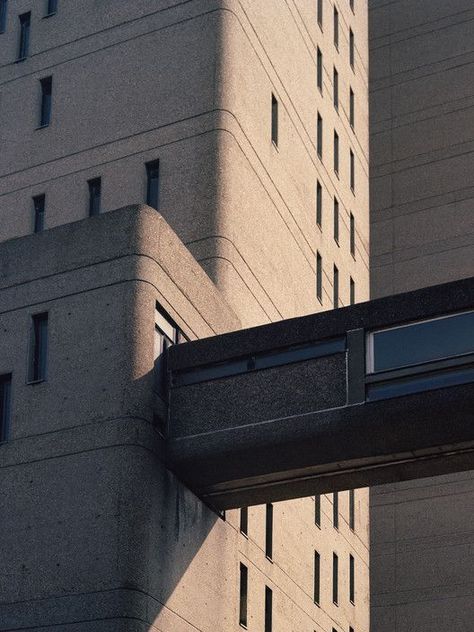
[
  {"left": 0, "top": 2, "right": 369, "bottom": 632},
  {"left": 370, "top": 1, "right": 474, "bottom": 630}
]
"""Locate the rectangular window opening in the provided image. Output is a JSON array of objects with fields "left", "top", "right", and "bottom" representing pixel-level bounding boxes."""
[
  {"left": 316, "top": 252, "right": 323, "bottom": 303},
  {"left": 333, "top": 552, "right": 339, "bottom": 605},
  {"left": 314, "top": 550, "right": 321, "bottom": 604},
  {"left": 350, "top": 277, "right": 355, "bottom": 306},
  {"left": 317, "top": 0, "right": 323, "bottom": 28},
  {"left": 333, "top": 491, "right": 339, "bottom": 527},
  {"left": 333, "top": 197, "right": 339, "bottom": 244},
  {"left": 29, "top": 313, "right": 48, "bottom": 383},
  {"left": 0, "top": 0, "right": 8, "bottom": 33},
  {"left": 18, "top": 11, "right": 31, "bottom": 60},
  {"left": 333, "top": 265, "right": 339, "bottom": 309},
  {"left": 350, "top": 29, "right": 355, "bottom": 68},
  {"left": 316, "top": 180, "right": 322, "bottom": 228},
  {"left": 350, "top": 213, "right": 355, "bottom": 256},
  {"left": 0, "top": 374, "right": 12, "bottom": 442},
  {"left": 265, "top": 586, "right": 273, "bottom": 632},
  {"left": 239, "top": 563, "right": 248, "bottom": 628},
  {"left": 46, "top": 0, "right": 58, "bottom": 16},
  {"left": 349, "top": 88, "right": 355, "bottom": 128},
  {"left": 334, "top": 7, "right": 339, "bottom": 48},
  {"left": 146, "top": 159, "right": 160, "bottom": 210},
  {"left": 334, "top": 131, "right": 339, "bottom": 174},
  {"left": 88, "top": 177, "right": 101, "bottom": 217},
  {"left": 271, "top": 94, "right": 278, "bottom": 146},
  {"left": 350, "top": 149, "right": 355, "bottom": 191},
  {"left": 317, "top": 48, "right": 323, "bottom": 92},
  {"left": 240, "top": 507, "right": 248, "bottom": 537},
  {"left": 265, "top": 503, "right": 273, "bottom": 560},
  {"left": 39, "top": 76, "right": 52, "bottom": 127},
  {"left": 349, "top": 489, "right": 355, "bottom": 529},
  {"left": 333, "top": 67, "right": 339, "bottom": 110},
  {"left": 33, "top": 194, "right": 45, "bottom": 233},
  {"left": 350, "top": 554, "right": 355, "bottom": 603},
  {"left": 317, "top": 112, "right": 323, "bottom": 159},
  {"left": 315, "top": 495, "right": 321, "bottom": 527}
]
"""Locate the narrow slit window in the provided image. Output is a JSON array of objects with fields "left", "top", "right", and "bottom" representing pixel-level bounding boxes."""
[
  {"left": 350, "top": 277, "right": 355, "bottom": 305},
  {"left": 240, "top": 507, "right": 248, "bottom": 536},
  {"left": 334, "top": 197, "right": 339, "bottom": 244},
  {"left": 350, "top": 29, "right": 355, "bottom": 68},
  {"left": 317, "top": 112, "right": 323, "bottom": 158},
  {"left": 0, "top": 374, "right": 12, "bottom": 442},
  {"left": 349, "top": 87, "right": 355, "bottom": 128},
  {"left": 333, "top": 265, "right": 339, "bottom": 309},
  {"left": 314, "top": 550, "right": 321, "bottom": 604},
  {"left": 146, "top": 160, "right": 160, "bottom": 210},
  {"left": 154, "top": 304, "right": 179, "bottom": 400},
  {"left": 239, "top": 563, "right": 248, "bottom": 628},
  {"left": 33, "top": 194, "right": 45, "bottom": 233},
  {"left": 333, "top": 552, "right": 339, "bottom": 604},
  {"left": 0, "top": 0, "right": 8, "bottom": 33},
  {"left": 350, "top": 554, "right": 355, "bottom": 603},
  {"left": 316, "top": 180, "right": 322, "bottom": 227},
  {"left": 265, "top": 503, "right": 273, "bottom": 560},
  {"left": 317, "top": 47, "right": 323, "bottom": 92},
  {"left": 317, "top": 0, "right": 323, "bottom": 28},
  {"left": 39, "top": 76, "right": 52, "bottom": 127},
  {"left": 333, "top": 7, "right": 339, "bottom": 49},
  {"left": 350, "top": 212, "right": 355, "bottom": 255},
  {"left": 18, "top": 12, "right": 31, "bottom": 60},
  {"left": 349, "top": 490, "right": 355, "bottom": 529},
  {"left": 350, "top": 0, "right": 354, "bottom": 12},
  {"left": 88, "top": 177, "right": 101, "bottom": 217},
  {"left": 334, "top": 130, "right": 339, "bottom": 174},
  {"left": 316, "top": 252, "right": 323, "bottom": 303},
  {"left": 271, "top": 94, "right": 278, "bottom": 146},
  {"left": 333, "top": 491, "right": 339, "bottom": 527},
  {"left": 333, "top": 67, "right": 339, "bottom": 110},
  {"left": 350, "top": 149, "right": 355, "bottom": 191},
  {"left": 265, "top": 586, "right": 273, "bottom": 632},
  {"left": 46, "top": 0, "right": 58, "bottom": 16},
  {"left": 315, "top": 495, "right": 321, "bottom": 527},
  {"left": 29, "top": 313, "right": 48, "bottom": 383}
]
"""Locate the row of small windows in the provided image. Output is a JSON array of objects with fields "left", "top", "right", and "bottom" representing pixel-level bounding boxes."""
[
  {"left": 29, "top": 160, "right": 160, "bottom": 233},
  {"left": 317, "top": 180, "right": 356, "bottom": 252},
  {"left": 317, "top": 254, "right": 355, "bottom": 308},
  {"left": 317, "top": 112, "right": 356, "bottom": 191},
  {"left": 317, "top": 1, "right": 355, "bottom": 71},
  {"left": 314, "top": 490, "right": 356, "bottom": 530},
  {"left": 0, "top": 2, "right": 58, "bottom": 49},
  {"left": 317, "top": 50, "right": 355, "bottom": 129},
  {"left": 0, "top": 312, "right": 48, "bottom": 441}
]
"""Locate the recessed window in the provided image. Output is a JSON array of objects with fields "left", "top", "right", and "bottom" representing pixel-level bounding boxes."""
[
  {"left": 33, "top": 194, "right": 45, "bottom": 233},
  {"left": 333, "top": 67, "right": 339, "bottom": 110},
  {"left": 265, "top": 586, "right": 273, "bottom": 632},
  {"left": 317, "top": 0, "right": 323, "bottom": 28},
  {"left": 271, "top": 94, "right": 278, "bottom": 146},
  {"left": 350, "top": 627, "right": 355, "bottom": 632},
  {"left": 154, "top": 304, "right": 180, "bottom": 400},
  {"left": 333, "top": 491, "right": 339, "bottom": 527},
  {"left": 334, "top": 130, "right": 339, "bottom": 174},
  {"left": 350, "top": 277, "right": 355, "bottom": 305},
  {"left": 333, "top": 552, "right": 339, "bottom": 604},
  {"left": 0, "top": 0, "right": 8, "bottom": 33},
  {"left": 88, "top": 177, "right": 101, "bottom": 217},
  {"left": 333, "top": 6, "right": 339, "bottom": 49},
  {"left": 45, "top": 0, "right": 58, "bottom": 16},
  {"left": 350, "top": 554, "right": 355, "bottom": 603},
  {"left": 333, "top": 265, "right": 339, "bottom": 309},
  {"left": 350, "top": 212, "right": 355, "bottom": 256},
  {"left": 265, "top": 503, "right": 273, "bottom": 560},
  {"left": 315, "top": 495, "right": 321, "bottom": 527},
  {"left": 349, "top": 87, "right": 355, "bottom": 128},
  {"left": 316, "top": 252, "right": 323, "bottom": 303},
  {"left": 350, "top": 0, "right": 354, "bottom": 12},
  {"left": 317, "top": 47, "right": 323, "bottom": 92},
  {"left": 18, "top": 12, "right": 30, "bottom": 60},
  {"left": 314, "top": 550, "right": 320, "bottom": 604},
  {"left": 146, "top": 159, "right": 160, "bottom": 210},
  {"left": 0, "top": 374, "right": 12, "bottom": 442},
  {"left": 349, "top": 28, "right": 355, "bottom": 68},
  {"left": 239, "top": 563, "right": 248, "bottom": 628},
  {"left": 317, "top": 113, "right": 323, "bottom": 159},
  {"left": 350, "top": 149, "right": 355, "bottom": 191},
  {"left": 316, "top": 180, "right": 322, "bottom": 228},
  {"left": 39, "top": 76, "right": 52, "bottom": 127},
  {"left": 29, "top": 313, "right": 48, "bottom": 383},
  {"left": 349, "top": 489, "right": 355, "bottom": 529},
  {"left": 240, "top": 507, "right": 248, "bottom": 536},
  {"left": 333, "top": 197, "right": 339, "bottom": 244}
]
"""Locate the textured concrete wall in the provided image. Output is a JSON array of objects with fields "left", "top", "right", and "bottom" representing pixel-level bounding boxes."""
[
  {"left": 369, "top": 1, "right": 474, "bottom": 630},
  {"left": 0, "top": 1, "right": 370, "bottom": 631}
]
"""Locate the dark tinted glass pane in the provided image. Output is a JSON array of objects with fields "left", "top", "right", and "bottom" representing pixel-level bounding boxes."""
[
  {"left": 371, "top": 311, "right": 474, "bottom": 373},
  {"left": 18, "top": 12, "right": 30, "bottom": 59},
  {"left": 47, "top": 0, "right": 58, "bottom": 14},
  {"left": 40, "top": 77, "right": 52, "bottom": 126},
  {"left": 271, "top": 94, "right": 278, "bottom": 145},
  {"left": 88, "top": 178, "right": 101, "bottom": 216},
  {"left": 0, "top": 1, "right": 8, "bottom": 33}
]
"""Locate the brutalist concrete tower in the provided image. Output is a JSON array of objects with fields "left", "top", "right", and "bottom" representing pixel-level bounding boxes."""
[
  {"left": 370, "top": 0, "right": 474, "bottom": 630},
  {"left": 0, "top": 2, "right": 370, "bottom": 630}
]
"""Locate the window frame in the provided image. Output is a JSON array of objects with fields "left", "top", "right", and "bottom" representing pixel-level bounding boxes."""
[
  {"left": 45, "top": 0, "right": 58, "bottom": 17},
  {"left": 39, "top": 76, "right": 53, "bottom": 128}
]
